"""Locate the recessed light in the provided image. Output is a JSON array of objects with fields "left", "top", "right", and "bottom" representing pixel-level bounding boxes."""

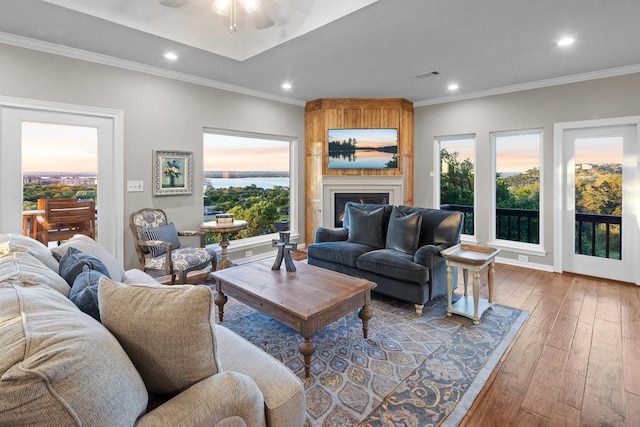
[
  {"left": 557, "top": 37, "right": 575, "bottom": 47},
  {"left": 281, "top": 82, "right": 292, "bottom": 90},
  {"left": 447, "top": 83, "right": 459, "bottom": 91},
  {"left": 164, "top": 52, "right": 178, "bottom": 60}
]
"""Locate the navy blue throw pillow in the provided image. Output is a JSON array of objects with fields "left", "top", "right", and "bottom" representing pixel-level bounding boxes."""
[
  {"left": 58, "top": 246, "right": 110, "bottom": 286},
  {"left": 70, "top": 269, "right": 106, "bottom": 321},
  {"left": 347, "top": 205, "right": 385, "bottom": 248},
  {"left": 141, "top": 223, "right": 181, "bottom": 257},
  {"left": 385, "top": 206, "right": 423, "bottom": 254}
]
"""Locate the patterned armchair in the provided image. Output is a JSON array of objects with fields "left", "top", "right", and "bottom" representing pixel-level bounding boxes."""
[{"left": 129, "top": 208, "right": 219, "bottom": 284}]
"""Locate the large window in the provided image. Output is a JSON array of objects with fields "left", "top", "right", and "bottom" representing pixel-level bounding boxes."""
[
  {"left": 437, "top": 135, "right": 475, "bottom": 236},
  {"left": 492, "top": 130, "right": 542, "bottom": 245},
  {"left": 203, "top": 131, "right": 293, "bottom": 243}
]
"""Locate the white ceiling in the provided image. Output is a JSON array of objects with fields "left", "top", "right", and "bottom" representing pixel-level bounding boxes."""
[{"left": 1, "top": 0, "right": 640, "bottom": 105}]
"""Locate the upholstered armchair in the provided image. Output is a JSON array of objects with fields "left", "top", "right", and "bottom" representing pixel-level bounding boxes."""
[{"left": 129, "top": 208, "right": 220, "bottom": 284}]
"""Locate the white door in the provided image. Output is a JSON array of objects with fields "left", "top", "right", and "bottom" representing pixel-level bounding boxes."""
[
  {"left": 0, "top": 98, "right": 124, "bottom": 260},
  {"left": 562, "top": 125, "right": 637, "bottom": 282}
]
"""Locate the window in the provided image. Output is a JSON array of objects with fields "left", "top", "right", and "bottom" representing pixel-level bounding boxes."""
[
  {"left": 22, "top": 122, "right": 98, "bottom": 211},
  {"left": 437, "top": 135, "right": 475, "bottom": 236},
  {"left": 203, "top": 130, "right": 294, "bottom": 243},
  {"left": 492, "top": 130, "right": 542, "bottom": 245}
]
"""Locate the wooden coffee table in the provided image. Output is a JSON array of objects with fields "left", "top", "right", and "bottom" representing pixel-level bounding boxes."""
[{"left": 210, "top": 258, "right": 376, "bottom": 377}]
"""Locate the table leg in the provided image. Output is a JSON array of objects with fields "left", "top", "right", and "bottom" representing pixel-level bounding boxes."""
[
  {"left": 488, "top": 262, "right": 495, "bottom": 304},
  {"left": 300, "top": 337, "right": 315, "bottom": 378},
  {"left": 473, "top": 270, "right": 480, "bottom": 325},
  {"left": 217, "top": 233, "right": 234, "bottom": 270},
  {"left": 214, "top": 291, "right": 228, "bottom": 322},
  {"left": 446, "top": 264, "right": 453, "bottom": 316},
  {"left": 463, "top": 269, "right": 469, "bottom": 296},
  {"left": 358, "top": 304, "right": 373, "bottom": 339}
]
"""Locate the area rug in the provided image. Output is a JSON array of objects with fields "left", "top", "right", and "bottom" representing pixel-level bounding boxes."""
[{"left": 218, "top": 294, "right": 528, "bottom": 426}]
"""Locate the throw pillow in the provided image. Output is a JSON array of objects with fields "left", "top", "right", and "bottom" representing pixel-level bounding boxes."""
[
  {"left": 140, "top": 223, "right": 181, "bottom": 257},
  {"left": 58, "top": 246, "right": 110, "bottom": 286},
  {"left": 385, "top": 206, "right": 423, "bottom": 254},
  {"left": 347, "top": 205, "right": 385, "bottom": 248},
  {"left": 51, "top": 235, "right": 126, "bottom": 282},
  {"left": 98, "top": 277, "right": 221, "bottom": 395},
  {"left": 0, "top": 251, "right": 70, "bottom": 296},
  {"left": 70, "top": 269, "right": 106, "bottom": 321},
  {"left": 5, "top": 233, "right": 60, "bottom": 272}
]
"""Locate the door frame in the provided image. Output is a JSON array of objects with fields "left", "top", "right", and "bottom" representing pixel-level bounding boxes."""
[
  {"left": 0, "top": 95, "right": 125, "bottom": 262},
  {"left": 553, "top": 116, "right": 640, "bottom": 285}
]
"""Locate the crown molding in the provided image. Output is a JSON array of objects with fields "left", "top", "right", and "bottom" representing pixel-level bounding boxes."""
[
  {"left": 0, "top": 32, "right": 306, "bottom": 107},
  {"left": 414, "top": 63, "right": 640, "bottom": 107}
]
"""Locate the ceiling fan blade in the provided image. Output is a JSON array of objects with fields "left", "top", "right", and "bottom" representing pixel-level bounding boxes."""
[{"left": 158, "top": 0, "right": 189, "bottom": 8}]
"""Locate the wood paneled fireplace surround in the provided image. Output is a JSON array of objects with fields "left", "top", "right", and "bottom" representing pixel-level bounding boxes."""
[{"left": 304, "top": 98, "right": 414, "bottom": 246}]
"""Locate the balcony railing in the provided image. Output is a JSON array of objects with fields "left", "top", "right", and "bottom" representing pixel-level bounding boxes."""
[{"left": 440, "top": 204, "right": 621, "bottom": 260}]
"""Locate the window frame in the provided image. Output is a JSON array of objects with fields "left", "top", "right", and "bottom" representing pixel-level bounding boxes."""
[
  {"left": 490, "top": 128, "right": 545, "bottom": 254},
  {"left": 202, "top": 128, "right": 298, "bottom": 248},
  {"left": 434, "top": 133, "right": 477, "bottom": 240}
]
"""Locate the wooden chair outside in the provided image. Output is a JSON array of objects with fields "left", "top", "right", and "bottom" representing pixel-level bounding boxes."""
[{"left": 36, "top": 199, "right": 96, "bottom": 246}]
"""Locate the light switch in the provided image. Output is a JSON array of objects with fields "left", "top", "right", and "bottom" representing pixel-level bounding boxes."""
[{"left": 127, "top": 180, "right": 144, "bottom": 192}]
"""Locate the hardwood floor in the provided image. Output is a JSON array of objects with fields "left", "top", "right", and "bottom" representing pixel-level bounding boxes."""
[{"left": 457, "top": 263, "right": 640, "bottom": 427}]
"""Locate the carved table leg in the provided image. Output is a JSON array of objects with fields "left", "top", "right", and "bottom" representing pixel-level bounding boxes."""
[
  {"left": 214, "top": 291, "right": 228, "bottom": 322},
  {"left": 358, "top": 304, "right": 373, "bottom": 339},
  {"left": 299, "top": 337, "right": 315, "bottom": 378}
]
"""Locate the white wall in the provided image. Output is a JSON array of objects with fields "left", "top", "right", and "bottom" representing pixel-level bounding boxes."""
[
  {"left": 414, "top": 73, "right": 640, "bottom": 267},
  {"left": 0, "top": 43, "right": 305, "bottom": 269}
]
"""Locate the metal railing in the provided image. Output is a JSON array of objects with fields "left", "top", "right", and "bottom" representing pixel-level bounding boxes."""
[{"left": 440, "top": 204, "right": 621, "bottom": 260}]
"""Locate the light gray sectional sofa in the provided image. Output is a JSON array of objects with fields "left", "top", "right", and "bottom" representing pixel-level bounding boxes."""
[
  {"left": 0, "top": 233, "right": 305, "bottom": 427},
  {"left": 307, "top": 202, "right": 464, "bottom": 316}
]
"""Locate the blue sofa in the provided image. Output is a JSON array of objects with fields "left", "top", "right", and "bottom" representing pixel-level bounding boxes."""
[{"left": 307, "top": 203, "right": 463, "bottom": 316}]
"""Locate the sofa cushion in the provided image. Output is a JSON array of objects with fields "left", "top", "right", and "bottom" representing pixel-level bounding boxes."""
[
  {"left": 0, "top": 284, "right": 147, "bottom": 425},
  {"left": 141, "top": 223, "right": 181, "bottom": 257},
  {"left": 51, "top": 234, "right": 127, "bottom": 282},
  {"left": 3, "top": 233, "right": 59, "bottom": 272},
  {"left": 357, "top": 249, "right": 429, "bottom": 284},
  {"left": 307, "top": 241, "right": 376, "bottom": 268},
  {"left": 385, "top": 206, "right": 423, "bottom": 254},
  {"left": 0, "top": 251, "right": 70, "bottom": 296},
  {"left": 70, "top": 269, "right": 107, "bottom": 321},
  {"left": 58, "top": 246, "right": 110, "bottom": 286},
  {"left": 98, "top": 277, "right": 221, "bottom": 395},
  {"left": 347, "top": 204, "right": 385, "bottom": 248},
  {"left": 398, "top": 206, "right": 464, "bottom": 248}
]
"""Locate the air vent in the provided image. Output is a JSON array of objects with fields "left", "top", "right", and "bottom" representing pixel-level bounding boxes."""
[{"left": 413, "top": 71, "right": 441, "bottom": 79}]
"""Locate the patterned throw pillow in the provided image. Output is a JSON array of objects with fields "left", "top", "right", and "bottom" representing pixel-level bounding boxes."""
[
  {"left": 347, "top": 205, "right": 385, "bottom": 248},
  {"left": 385, "top": 206, "right": 423, "bottom": 254},
  {"left": 140, "top": 223, "right": 181, "bottom": 257}
]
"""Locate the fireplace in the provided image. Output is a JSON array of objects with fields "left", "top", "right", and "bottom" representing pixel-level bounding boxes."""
[{"left": 334, "top": 192, "right": 389, "bottom": 228}]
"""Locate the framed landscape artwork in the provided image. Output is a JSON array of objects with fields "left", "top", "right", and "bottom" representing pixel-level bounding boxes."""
[
  {"left": 327, "top": 128, "right": 399, "bottom": 169},
  {"left": 153, "top": 150, "right": 193, "bottom": 196}
]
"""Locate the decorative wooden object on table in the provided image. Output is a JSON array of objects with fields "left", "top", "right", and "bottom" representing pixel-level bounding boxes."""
[
  {"left": 200, "top": 219, "right": 247, "bottom": 270},
  {"left": 210, "top": 258, "right": 376, "bottom": 377},
  {"left": 272, "top": 231, "right": 297, "bottom": 272},
  {"left": 441, "top": 243, "right": 500, "bottom": 325}
]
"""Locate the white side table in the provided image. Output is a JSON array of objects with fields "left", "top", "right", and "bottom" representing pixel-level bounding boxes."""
[{"left": 441, "top": 244, "right": 500, "bottom": 325}]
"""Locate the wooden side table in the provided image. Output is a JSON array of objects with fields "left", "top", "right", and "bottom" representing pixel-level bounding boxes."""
[
  {"left": 201, "top": 220, "right": 248, "bottom": 270},
  {"left": 441, "top": 244, "right": 500, "bottom": 325}
]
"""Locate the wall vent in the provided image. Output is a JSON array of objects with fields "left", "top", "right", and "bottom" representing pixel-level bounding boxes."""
[{"left": 413, "top": 70, "right": 441, "bottom": 79}]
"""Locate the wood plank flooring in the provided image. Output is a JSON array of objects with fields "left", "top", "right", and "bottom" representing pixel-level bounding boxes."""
[{"left": 457, "top": 263, "right": 640, "bottom": 427}]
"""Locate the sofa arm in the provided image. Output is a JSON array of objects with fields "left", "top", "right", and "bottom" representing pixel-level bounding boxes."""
[
  {"left": 136, "top": 372, "right": 265, "bottom": 427},
  {"left": 414, "top": 244, "right": 447, "bottom": 265},
  {"left": 314, "top": 227, "right": 348, "bottom": 243}
]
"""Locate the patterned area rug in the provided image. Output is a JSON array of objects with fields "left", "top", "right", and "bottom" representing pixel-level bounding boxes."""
[{"left": 218, "top": 294, "right": 528, "bottom": 426}]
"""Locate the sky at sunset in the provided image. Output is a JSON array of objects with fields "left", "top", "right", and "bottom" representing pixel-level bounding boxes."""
[
  {"left": 203, "top": 133, "right": 289, "bottom": 172},
  {"left": 22, "top": 122, "right": 97, "bottom": 173},
  {"left": 328, "top": 128, "right": 398, "bottom": 149}
]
